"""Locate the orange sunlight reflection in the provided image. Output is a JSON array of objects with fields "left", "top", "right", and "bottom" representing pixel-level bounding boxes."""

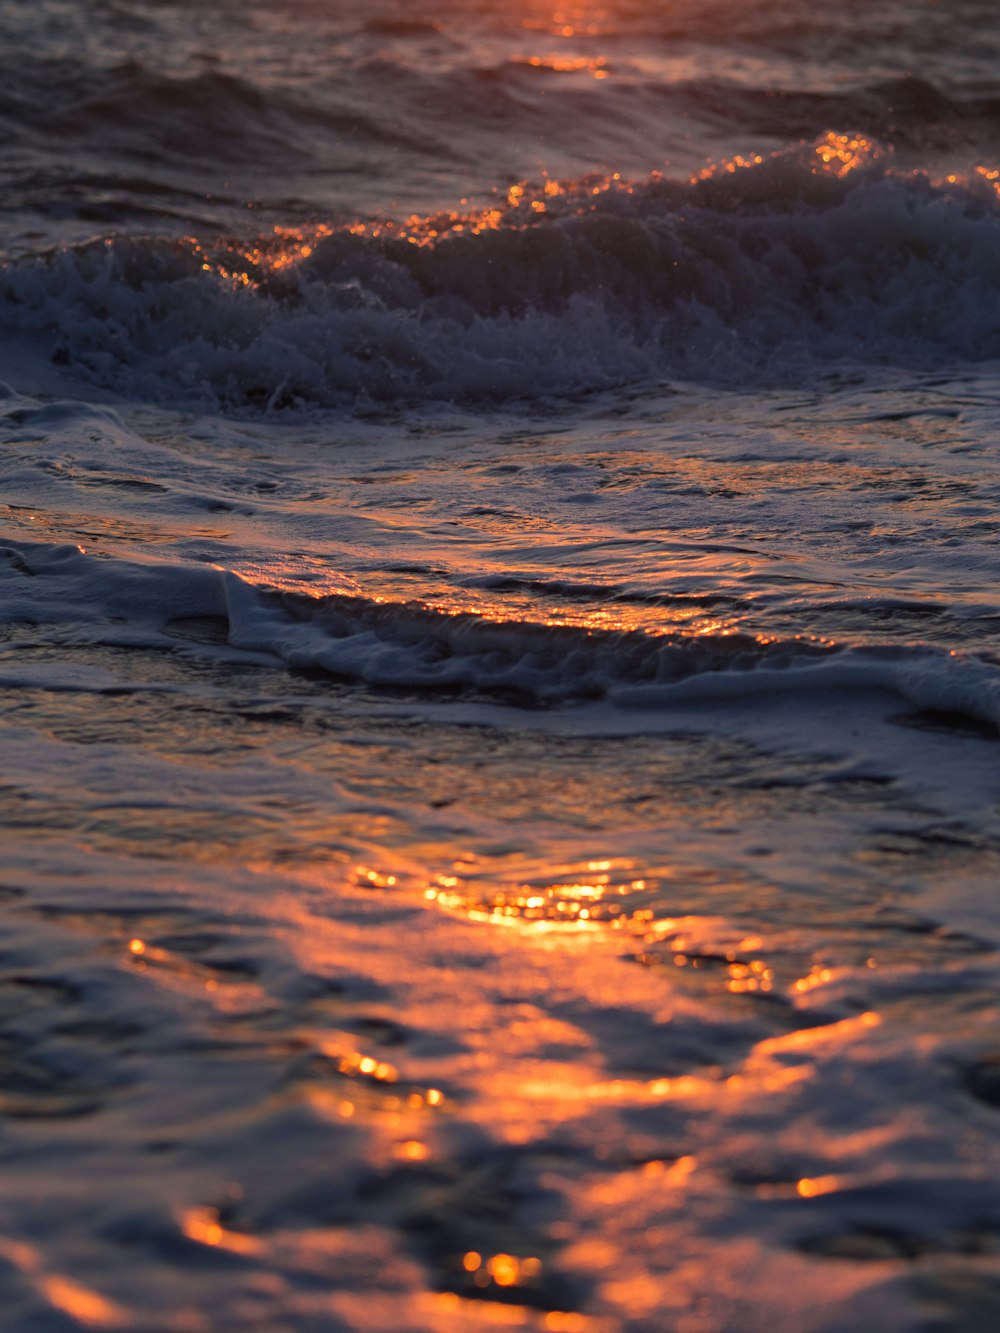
[
  {"left": 297, "top": 1037, "right": 446, "bottom": 1119},
  {"left": 796, "top": 1174, "right": 840, "bottom": 1199},
  {"left": 41, "top": 1275, "right": 128, "bottom": 1329},
  {"left": 693, "top": 131, "right": 879, "bottom": 183},
  {"left": 187, "top": 136, "right": 998, "bottom": 299},
  {"left": 415, "top": 589, "right": 737, "bottom": 639},
  {"left": 812, "top": 131, "right": 879, "bottom": 176},
  {"left": 519, "top": 53, "right": 609, "bottom": 78},
  {"left": 184, "top": 223, "right": 333, "bottom": 288},
  {"left": 518, "top": 4, "right": 615, "bottom": 39},
  {"left": 973, "top": 164, "right": 1000, "bottom": 199},
  {"left": 425, "top": 859, "right": 659, "bottom": 929},
  {"left": 182, "top": 1207, "right": 261, "bottom": 1256},
  {"left": 428, "top": 1290, "right": 604, "bottom": 1329},
  {"left": 461, "top": 1251, "right": 545, "bottom": 1291},
  {"left": 347, "top": 860, "right": 889, "bottom": 1144},
  {"left": 219, "top": 543, "right": 742, "bottom": 640}
]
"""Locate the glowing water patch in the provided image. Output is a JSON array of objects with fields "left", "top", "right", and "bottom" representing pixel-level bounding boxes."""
[{"left": 426, "top": 858, "right": 661, "bottom": 928}]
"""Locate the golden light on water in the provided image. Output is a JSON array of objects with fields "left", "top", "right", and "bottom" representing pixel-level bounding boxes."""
[
  {"left": 752, "top": 1012, "right": 882, "bottom": 1066},
  {"left": 723, "top": 957, "right": 774, "bottom": 993},
  {"left": 692, "top": 152, "right": 766, "bottom": 181},
  {"left": 425, "top": 859, "right": 660, "bottom": 928},
  {"left": 218, "top": 548, "right": 744, "bottom": 644},
  {"left": 354, "top": 866, "right": 398, "bottom": 890},
  {"left": 693, "top": 131, "right": 879, "bottom": 183},
  {"left": 812, "top": 131, "right": 878, "bottom": 176},
  {"left": 302, "top": 1039, "right": 445, "bottom": 1114},
  {"left": 182, "top": 1207, "right": 260, "bottom": 1256},
  {"left": 394, "top": 1139, "right": 430, "bottom": 1161},
  {"left": 431, "top": 1291, "right": 597, "bottom": 1329},
  {"left": 344, "top": 1052, "right": 397, "bottom": 1081},
  {"left": 792, "top": 964, "right": 837, "bottom": 993},
  {"left": 184, "top": 223, "right": 333, "bottom": 287},
  {"left": 458, "top": 1250, "right": 545, "bottom": 1290},
  {"left": 521, "top": 54, "right": 609, "bottom": 77},
  {"left": 796, "top": 1175, "right": 840, "bottom": 1199},
  {"left": 180, "top": 127, "right": 998, "bottom": 305},
  {"left": 40, "top": 1276, "right": 128, "bottom": 1328},
  {"left": 544, "top": 1315, "right": 587, "bottom": 1332},
  {"left": 518, "top": 3, "right": 614, "bottom": 38}
]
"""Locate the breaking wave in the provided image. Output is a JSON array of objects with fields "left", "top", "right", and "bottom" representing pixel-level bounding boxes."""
[{"left": 2, "top": 139, "right": 1000, "bottom": 409}]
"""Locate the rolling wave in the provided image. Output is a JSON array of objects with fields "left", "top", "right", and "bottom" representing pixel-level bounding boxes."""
[{"left": 2, "top": 140, "right": 999, "bottom": 408}]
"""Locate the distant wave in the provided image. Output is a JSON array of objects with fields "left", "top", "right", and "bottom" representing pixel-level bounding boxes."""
[
  {"left": 35, "top": 62, "right": 441, "bottom": 167},
  {"left": 361, "top": 17, "right": 443, "bottom": 38},
  {"left": 11, "top": 41, "right": 999, "bottom": 167},
  {"left": 2, "top": 139, "right": 1000, "bottom": 408}
]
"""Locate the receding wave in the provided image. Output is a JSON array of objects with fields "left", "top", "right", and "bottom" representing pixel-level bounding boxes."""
[
  {"left": 3, "top": 539, "right": 1000, "bottom": 728},
  {"left": 2, "top": 137, "right": 1000, "bottom": 408}
]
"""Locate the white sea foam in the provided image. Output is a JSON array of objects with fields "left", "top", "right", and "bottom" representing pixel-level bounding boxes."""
[
  {"left": 4, "top": 537, "right": 1000, "bottom": 734},
  {"left": 3, "top": 152, "right": 1000, "bottom": 409}
]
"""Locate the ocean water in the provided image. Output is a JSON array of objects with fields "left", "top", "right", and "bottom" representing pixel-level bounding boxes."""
[{"left": 3, "top": 1, "right": 1000, "bottom": 1330}]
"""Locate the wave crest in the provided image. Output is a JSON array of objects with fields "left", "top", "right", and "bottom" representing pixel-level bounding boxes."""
[{"left": 3, "top": 139, "right": 1000, "bottom": 409}]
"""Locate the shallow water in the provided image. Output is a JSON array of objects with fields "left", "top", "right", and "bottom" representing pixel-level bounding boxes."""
[{"left": 2, "top": 1, "right": 1000, "bottom": 1330}]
